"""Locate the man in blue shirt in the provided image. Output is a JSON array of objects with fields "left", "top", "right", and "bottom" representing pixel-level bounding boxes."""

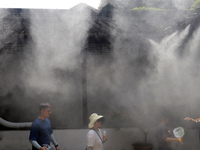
[{"left": 29, "top": 103, "right": 60, "bottom": 150}]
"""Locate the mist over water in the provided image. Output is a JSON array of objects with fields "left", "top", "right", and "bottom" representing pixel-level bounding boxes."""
[{"left": 0, "top": 0, "right": 200, "bottom": 129}]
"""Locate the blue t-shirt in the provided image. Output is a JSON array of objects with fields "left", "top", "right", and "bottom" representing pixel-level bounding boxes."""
[{"left": 29, "top": 118, "right": 53, "bottom": 150}]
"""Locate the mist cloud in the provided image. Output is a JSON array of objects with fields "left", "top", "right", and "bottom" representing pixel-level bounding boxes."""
[{"left": 0, "top": 0, "right": 200, "bottom": 129}]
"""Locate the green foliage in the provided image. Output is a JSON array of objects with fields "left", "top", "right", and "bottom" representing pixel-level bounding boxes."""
[
  {"left": 132, "top": 6, "right": 166, "bottom": 11},
  {"left": 190, "top": 0, "right": 200, "bottom": 10}
]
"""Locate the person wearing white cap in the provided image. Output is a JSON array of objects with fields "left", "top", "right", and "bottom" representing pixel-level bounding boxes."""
[{"left": 86, "top": 113, "right": 107, "bottom": 150}]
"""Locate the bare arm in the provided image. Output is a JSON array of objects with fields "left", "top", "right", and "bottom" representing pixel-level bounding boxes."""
[
  {"left": 184, "top": 117, "right": 200, "bottom": 122},
  {"left": 165, "top": 137, "right": 179, "bottom": 142}
]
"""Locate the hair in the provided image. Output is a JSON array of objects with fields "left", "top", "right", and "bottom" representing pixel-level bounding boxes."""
[
  {"left": 158, "top": 109, "right": 173, "bottom": 122},
  {"left": 97, "top": 117, "right": 105, "bottom": 124},
  {"left": 39, "top": 103, "right": 51, "bottom": 113}
]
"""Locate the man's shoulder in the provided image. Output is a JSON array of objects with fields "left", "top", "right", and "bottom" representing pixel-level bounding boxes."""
[
  {"left": 156, "top": 124, "right": 166, "bottom": 132},
  {"left": 45, "top": 118, "right": 50, "bottom": 122},
  {"left": 32, "top": 118, "right": 41, "bottom": 126}
]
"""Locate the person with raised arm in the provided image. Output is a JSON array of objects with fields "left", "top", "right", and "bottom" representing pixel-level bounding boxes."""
[
  {"left": 184, "top": 117, "right": 200, "bottom": 123},
  {"left": 156, "top": 113, "right": 182, "bottom": 150}
]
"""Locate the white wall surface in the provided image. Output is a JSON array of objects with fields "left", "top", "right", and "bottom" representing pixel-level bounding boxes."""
[{"left": 0, "top": 128, "right": 199, "bottom": 150}]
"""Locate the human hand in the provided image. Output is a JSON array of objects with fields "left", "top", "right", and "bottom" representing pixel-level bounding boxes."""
[
  {"left": 39, "top": 147, "right": 46, "bottom": 150},
  {"left": 103, "top": 130, "right": 107, "bottom": 142},
  {"left": 103, "top": 135, "right": 108, "bottom": 142},
  {"left": 56, "top": 146, "right": 60, "bottom": 150},
  {"left": 178, "top": 137, "right": 183, "bottom": 144}
]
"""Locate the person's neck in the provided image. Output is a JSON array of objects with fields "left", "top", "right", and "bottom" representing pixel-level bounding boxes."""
[
  {"left": 38, "top": 115, "right": 46, "bottom": 120},
  {"left": 93, "top": 127, "right": 98, "bottom": 131}
]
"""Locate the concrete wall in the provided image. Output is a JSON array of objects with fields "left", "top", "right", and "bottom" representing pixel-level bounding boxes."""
[{"left": 0, "top": 128, "right": 199, "bottom": 150}]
